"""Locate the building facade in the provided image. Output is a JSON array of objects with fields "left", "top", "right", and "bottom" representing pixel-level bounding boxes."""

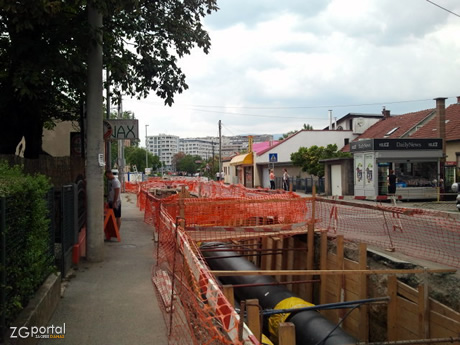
[
  {"left": 179, "top": 138, "right": 219, "bottom": 161},
  {"left": 146, "top": 134, "right": 180, "bottom": 171},
  {"left": 146, "top": 134, "right": 274, "bottom": 172}
]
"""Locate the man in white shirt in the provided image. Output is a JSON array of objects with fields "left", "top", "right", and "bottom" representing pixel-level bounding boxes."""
[{"left": 105, "top": 170, "right": 122, "bottom": 231}]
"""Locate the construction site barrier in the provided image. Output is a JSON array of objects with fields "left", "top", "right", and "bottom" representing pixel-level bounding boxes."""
[
  {"left": 127, "top": 179, "right": 460, "bottom": 344},
  {"left": 314, "top": 197, "right": 460, "bottom": 268}
]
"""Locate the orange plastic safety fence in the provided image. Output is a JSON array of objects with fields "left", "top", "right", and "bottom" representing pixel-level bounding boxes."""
[
  {"left": 124, "top": 182, "right": 140, "bottom": 194},
  {"left": 160, "top": 196, "right": 311, "bottom": 241},
  {"left": 142, "top": 178, "right": 460, "bottom": 345},
  {"left": 314, "top": 198, "right": 460, "bottom": 268},
  {"left": 146, "top": 180, "right": 306, "bottom": 344},
  {"left": 153, "top": 215, "right": 245, "bottom": 345}
]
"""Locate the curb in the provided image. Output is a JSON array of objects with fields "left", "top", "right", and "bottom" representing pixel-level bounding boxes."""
[{"left": 4, "top": 272, "right": 61, "bottom": 345}]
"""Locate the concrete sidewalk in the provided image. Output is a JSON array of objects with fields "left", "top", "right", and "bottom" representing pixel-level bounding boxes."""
[{"left": 39, "top": 193, "right": 168, "bottom": 345}]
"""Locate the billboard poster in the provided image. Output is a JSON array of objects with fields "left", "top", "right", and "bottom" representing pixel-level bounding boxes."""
[
  {"left": 354, "top": 154, "right": 364, "bottom": 185},
  {"left": 364, "top": 154, "right": 374, "bottom": 185}
]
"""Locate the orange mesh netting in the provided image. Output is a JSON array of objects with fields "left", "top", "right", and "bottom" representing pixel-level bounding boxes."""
[
  {"left": 129, "top": 178, "right": 460, "bottom": 344},
  {"left": 314, "top": 197, "right": 460, "bottom": 268},
  {"left": 153, "top": 216, "right": 244, "bottom": 345}
]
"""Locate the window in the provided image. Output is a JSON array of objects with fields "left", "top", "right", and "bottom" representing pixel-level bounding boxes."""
[{"left": 384, "top": 127, "right": 399, "bottom": 137}]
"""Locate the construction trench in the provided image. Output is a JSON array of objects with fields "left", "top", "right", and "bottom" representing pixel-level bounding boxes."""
[{"left": 128, "top": 179, "right": 460, "bottom": 345}]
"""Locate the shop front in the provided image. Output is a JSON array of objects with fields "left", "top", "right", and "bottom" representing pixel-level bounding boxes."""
[
  {"left": 351, "top": 138, "right": 443, "bottom": 200},
  {"left": 229, "top": 152, "right": 254, "bottom": 188}
]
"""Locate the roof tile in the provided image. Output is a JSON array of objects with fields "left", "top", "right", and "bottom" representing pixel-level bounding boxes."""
[{"left": 410, "top": 103, "right": 460, "bottom": 141}]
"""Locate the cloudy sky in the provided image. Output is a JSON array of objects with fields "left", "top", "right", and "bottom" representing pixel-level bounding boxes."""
[{"left": 123, "top": 0, "right": 460, "bottom": 146}]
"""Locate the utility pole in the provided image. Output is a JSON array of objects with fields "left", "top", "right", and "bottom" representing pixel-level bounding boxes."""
[
  {"left": 86, "top": 2, "right": 104, "bottom": 262},
  {"left": 145, "top": 124, "right": 149, "bottom": 172},
  {"left": 118, "top": 95, "right": 125, "bottom": 192},
  {"left": 211, "top": 140, "right": 215, "bottom": 177},
  {"left": 218, "top": 120, "right": 222, "bottom": 180},
  {"left": 105, "top": 69, "right": 111, "bottom": 168}
]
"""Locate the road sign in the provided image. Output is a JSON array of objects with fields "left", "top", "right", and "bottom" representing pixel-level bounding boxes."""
[
  {"left": 103, "top": 119, "right": 139, "bottom": 141},
  {"left": 269, "top": 153, "right": 278, "bottom": 163}
]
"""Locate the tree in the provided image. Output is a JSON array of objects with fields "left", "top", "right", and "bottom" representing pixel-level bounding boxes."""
[
  {"left": 172, "top": 152, "right": 186, "bottom": 172},
  {"left": 279, "top": 123, "right": 313, "bottom": 140},
  {"left": 290, "top": 144, "right": 351, "bottom": 178},
  {"left": 124, "top": 146, "right": 160, "bottom": 172},
  {"left": 0, "top": 0, "right": 218, "bottom": 158},
  {"left": 175, "top": 154, "right": 201, "bottom": 174}
]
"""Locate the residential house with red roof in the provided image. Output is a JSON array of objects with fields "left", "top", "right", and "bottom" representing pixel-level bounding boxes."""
[{"left": 339, "top": 97, "right": 460, "bottom": 200}]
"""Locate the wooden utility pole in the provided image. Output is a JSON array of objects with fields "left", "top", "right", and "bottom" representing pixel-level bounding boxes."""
[{"left": 218, "top": 120, "right": 222, "bottom": 179}]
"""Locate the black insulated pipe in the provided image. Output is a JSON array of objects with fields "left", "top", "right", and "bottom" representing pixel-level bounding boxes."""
[{"left": 201, "top": 242, "right": 358, "bottom": 345}]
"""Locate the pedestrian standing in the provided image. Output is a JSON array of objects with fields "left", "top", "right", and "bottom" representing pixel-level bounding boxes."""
[
  {"left": 387, "top": 169, "right": 397, "bottom": 195},
  {"left": 269, "top": 169, "right": 275, "bottom": 189},
  {"left": 282, "top": 168, "right": 290, "bottom": 191}
]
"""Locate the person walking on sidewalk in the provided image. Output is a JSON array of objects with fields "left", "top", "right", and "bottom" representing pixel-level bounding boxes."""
[
  {"left": 282, "top": 168, "right": 290, "bottom": 191},
  {"left": 269, "top": 169, "right": 276, "bottom": 189},
  {"left": 106, "top": 170, "right": 122, "bottom": 231}
]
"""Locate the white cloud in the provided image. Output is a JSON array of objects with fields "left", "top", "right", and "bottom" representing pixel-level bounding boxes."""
[{"left": 126, "top": 0, "right": 460, "bottom": 145}]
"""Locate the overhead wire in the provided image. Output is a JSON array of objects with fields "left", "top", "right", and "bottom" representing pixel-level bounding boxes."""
[
  {"left": 190, "top": 107, "right": 325, "bottom": 120},
  {"left": 124, "top": 96, "right": 458, "bottom": 112},
  {"left": 188, "top": 97, "right": 441, "bottom": 110},
  {"left": 426, "top": 0, "right": 460, "bottom": 17}
]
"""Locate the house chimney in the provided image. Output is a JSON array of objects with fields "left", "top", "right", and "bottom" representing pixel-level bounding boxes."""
[
  {"left": 328, "top": 110, "right": 332, "bottom": 130},
  {"left": 435, "top": 97, "right": 447, "bottom": 157},
  {"left": 382, "top": 106, "right": 390, "bottom": 119}
]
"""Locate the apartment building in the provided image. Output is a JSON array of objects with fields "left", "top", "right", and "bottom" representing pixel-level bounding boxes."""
[
  {"left": 146, "top": 134, "right": 180, "bottom": 171},
  {"left": 179, "top": 138, "right": 219, "bottom": 160},
  {"left": 146, "top": 133, "right": 274, "bottom": 172}
]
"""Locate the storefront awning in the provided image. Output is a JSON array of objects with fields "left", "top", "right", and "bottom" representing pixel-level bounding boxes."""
[{"left": 230, "top": 153, "right": 253, "bottom": 165}]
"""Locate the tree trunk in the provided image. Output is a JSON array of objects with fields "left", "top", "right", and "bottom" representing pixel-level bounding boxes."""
[
  {"left": 23, "top": 113, "right": 44, "bottom": 159},
  {"left": 0, "top": 91, "right": 26, "bottom": 155}
]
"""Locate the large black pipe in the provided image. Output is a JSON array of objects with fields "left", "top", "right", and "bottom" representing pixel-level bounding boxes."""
[{"left": 201, "top": 243, "right": 358, "bottom": 345}]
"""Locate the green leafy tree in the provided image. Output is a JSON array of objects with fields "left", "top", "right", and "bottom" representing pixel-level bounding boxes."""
[
  {"left": 109, "top": 110, "right": 135, "bottom": 120},
  {"left": 279, "top": 123, "right": 313, "bottom": 140},
  {"left": 0, "top": 0, "right": 218, "bottom": 158},
  {"left": 291, "top": 144, "right": 351, "bottom": 177},
  {"left": 176, "top": 154, "right": 201, "bottom": 174},
  {"left": 124, "top": 146, "right": 160, "bottom": 172},
  {"left": 172, "top": 152, "right": 186, "bottom": 172}
]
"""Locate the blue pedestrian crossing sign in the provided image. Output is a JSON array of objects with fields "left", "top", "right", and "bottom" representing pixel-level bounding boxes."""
[{"left": 269, "top": 153, "right": 278, "bottom": 162}]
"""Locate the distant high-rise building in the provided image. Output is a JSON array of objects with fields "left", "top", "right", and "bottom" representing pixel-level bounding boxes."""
[
  {"left": 146, "top": 134, "right": 180, "bottom": 171},
  {"left": 146, "top": 133, "right": 274, "bottom": 171}
]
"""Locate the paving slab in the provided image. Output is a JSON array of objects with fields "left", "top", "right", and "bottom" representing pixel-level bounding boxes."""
[{"left": 38, "top": 193, "right": 168, "bottom": 345}]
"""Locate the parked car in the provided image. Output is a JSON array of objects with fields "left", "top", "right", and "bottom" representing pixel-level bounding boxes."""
[{"left": 451, "top": 182, "right": 460, "bottom": 211}]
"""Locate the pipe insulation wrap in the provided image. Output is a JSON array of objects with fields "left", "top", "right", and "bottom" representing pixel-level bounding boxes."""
[{"left": 201, "top": 243, "right": 358, "bottom": 345}]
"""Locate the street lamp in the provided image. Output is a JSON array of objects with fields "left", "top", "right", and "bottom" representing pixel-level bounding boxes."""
[{"left": 145, "top": 124, "right": 149, "bottom": 173}]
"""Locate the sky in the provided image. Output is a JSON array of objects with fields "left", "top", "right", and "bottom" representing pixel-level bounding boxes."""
[{"left": 122, "top": 0, "right": 460, "bottom": 146}]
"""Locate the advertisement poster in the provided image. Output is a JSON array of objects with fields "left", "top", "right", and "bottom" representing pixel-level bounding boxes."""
[
  {"left": 354, "top": 154, "right": 364, "bottom": 185},
  {"left": 364, "top": 154, "right": 374, "bottom": 185}
]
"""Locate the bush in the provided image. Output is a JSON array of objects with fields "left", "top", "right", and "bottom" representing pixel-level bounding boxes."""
[{"left": 0, "top": 161, "right": 55, "bottom": 329}]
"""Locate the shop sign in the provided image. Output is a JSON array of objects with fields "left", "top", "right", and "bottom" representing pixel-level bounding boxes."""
[
  {"left": 351, "top": 138, "right": 442, "bottom": 152},
  {"left": 103, "top": 119, "right": 139, "bottom": 141}
]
